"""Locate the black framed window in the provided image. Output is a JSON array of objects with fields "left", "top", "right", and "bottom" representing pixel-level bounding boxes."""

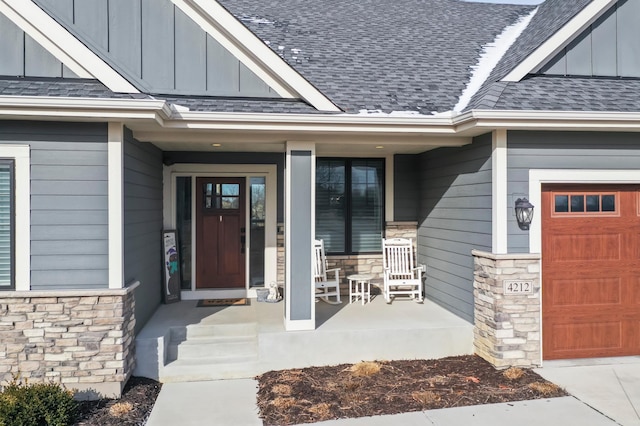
[
  {"left": 316, "top": 158, "right": 384, "bottom": 254},
  {"left": 0, "top": 160, "right": 14, "bottom": 289}
]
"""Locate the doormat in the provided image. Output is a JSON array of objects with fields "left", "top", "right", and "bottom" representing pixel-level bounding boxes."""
[{"left": 196, "top": 298, "right": 250, "bottom": 307}]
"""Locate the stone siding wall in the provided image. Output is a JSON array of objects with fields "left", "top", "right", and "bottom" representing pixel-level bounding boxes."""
[
  {"left": 0, "top": 284, "right": 137, "bottom": 399},
  {"left": 473, "top": 250, "right": 541, "bottom": 369}
]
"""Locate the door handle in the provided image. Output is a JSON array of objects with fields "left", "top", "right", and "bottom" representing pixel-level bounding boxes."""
[{"left": 240, "top": 235, "right": 246, "bottom": 254}]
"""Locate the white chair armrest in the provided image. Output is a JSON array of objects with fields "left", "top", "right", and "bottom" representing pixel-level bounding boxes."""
[{"left": 325, "top": 268, "right": 340, "bottom": 273}]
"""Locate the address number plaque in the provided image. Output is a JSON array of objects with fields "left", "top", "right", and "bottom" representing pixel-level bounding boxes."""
[{"left": 503, "top": 279, "right": 534, "bottom": 295}]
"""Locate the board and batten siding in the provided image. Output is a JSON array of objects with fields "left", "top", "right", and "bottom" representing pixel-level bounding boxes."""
[
  {"left": 33, "top": 0, "right": 275, "bottom": 97},
  {"left": 394, "top": 154, "right": 419, "bottom": 221},
  {"left": 0, "top": 121, "right": 108, "bottom": 289},
  {"left": 123, "top": 128, "right": 163, "bottom": 332},
  {"left": 540, "top": 0, "right": 640, "bottom": 78},
  {"left": 0, "top": 12, "right": 79, "bottom": 78},
  {"left": 418, "top": 135, "right": 492, "bottom": 323},
  {"left": 507, "top": 130, "right": 640, "bottom": 253}
]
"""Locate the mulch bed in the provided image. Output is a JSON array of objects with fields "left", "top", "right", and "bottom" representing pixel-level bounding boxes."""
[
  {"left": 75, "top": 377, "right": 162, "bottom": 426},
  {"left": 257, "top": 355, "right": 567, "bottom": 426}
]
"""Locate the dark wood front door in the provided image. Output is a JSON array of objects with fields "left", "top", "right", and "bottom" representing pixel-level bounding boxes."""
[
  {"left": 195, "top": 177, "right": 246, "bottom": 289},
  {"left": 542, "top": 184, "right": 640, "bottom": 359}
]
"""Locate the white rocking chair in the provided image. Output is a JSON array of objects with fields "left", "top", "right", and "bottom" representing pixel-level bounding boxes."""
[
  {"left": 313, "top": 239, "right": 342, "bottom": 304},
  {"left": 382, "top": 238, "right": 424, "bottom": 303}
]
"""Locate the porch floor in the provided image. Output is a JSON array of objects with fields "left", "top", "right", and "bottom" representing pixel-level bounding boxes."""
[{"left": 134, "top": 293, "right": 474, "bottom": 383}]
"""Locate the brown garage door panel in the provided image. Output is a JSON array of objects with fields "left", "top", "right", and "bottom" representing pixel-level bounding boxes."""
[
  {"left": 545, "top": 277, "right": 622, "bottom": 307},
  {"left": 546, "top": 321, "right": 622, "bottom": 353},
  {"left": 547, "top": 234, "right": 621, "bottom": 261},
  {"left": 542, "top": 185, "right": 640, "bottom": 360}
]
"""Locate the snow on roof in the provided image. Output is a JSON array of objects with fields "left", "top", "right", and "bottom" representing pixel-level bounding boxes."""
[{"left": 453, "top": 7, "right": 538, "bottom": 112}]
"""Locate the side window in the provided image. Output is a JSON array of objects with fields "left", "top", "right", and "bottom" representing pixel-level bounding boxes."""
[
  {"left": 553, "top": 192, "right": 617, "bottom": 215},
  {"left": 0, "top": 159, "right": 14, "bottom": 289}
]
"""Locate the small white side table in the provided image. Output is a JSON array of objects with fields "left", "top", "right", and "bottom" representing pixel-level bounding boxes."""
[{"left": 347, "top": 274, "right": 373, "bottom": 305}]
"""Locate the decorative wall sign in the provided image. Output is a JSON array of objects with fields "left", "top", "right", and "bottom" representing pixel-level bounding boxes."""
[{"left": 162, "top": 230, "right": 182, "bottom": 304}]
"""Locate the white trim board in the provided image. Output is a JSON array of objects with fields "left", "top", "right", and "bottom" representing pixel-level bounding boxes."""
[
  {"left": 528, "top": 169, "right": 640, "bottom": 253},
  {"left": 0, "top": 145, "right": 30, "bottom": 291},
  {"left": 502, "top": 0, "right": 617, "bottom": 82},
  {"left": 0, "top": 0, "right": 139, "bottom": 93},
  {"left": 492, "top": 129, "right": 508, "bottom": 254},
  {"left": 108, "top": 123, "right": 124, "bottom": 289}
]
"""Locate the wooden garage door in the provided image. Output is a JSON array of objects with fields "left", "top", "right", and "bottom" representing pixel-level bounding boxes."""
[{"left": 542, "top": 185, "right": 640, "bottom": 360}]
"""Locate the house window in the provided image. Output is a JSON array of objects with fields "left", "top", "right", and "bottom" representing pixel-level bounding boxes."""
[
  {"left": 553, "top": 192, "right": 617, "bottom": 215},
  {"left": 316, "top": 158, "right": 384, "bottom": 254},
  {"left": 0, "top": 160, "right": 14, "bottom": 289}
]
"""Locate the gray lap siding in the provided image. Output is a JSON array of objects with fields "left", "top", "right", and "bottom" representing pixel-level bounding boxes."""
[
  {"left": 123, "top": 128, "right": 163, "bottom": 332},
  {"left": 0, "top": 121, "right": 108, "bottom": 290},
  {"left": 418, "top": 134, "right": 492, "bottom": 323},
  {"left": 507, "top": 130, "right": 640, "bottom": 253}
]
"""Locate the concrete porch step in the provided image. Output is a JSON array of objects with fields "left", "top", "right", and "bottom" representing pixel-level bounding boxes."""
[
  {"left": 169, "top": 322, "right": 257, "bottom": 341},
  {"left": 161, "top": 358, "right": 263, "bottom": 382},
  {"left": 167, "top": 336, "right": 258, "bottom": 361}
]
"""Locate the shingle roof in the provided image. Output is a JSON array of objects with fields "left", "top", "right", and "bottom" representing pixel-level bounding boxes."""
[
  {"left": 156, "top": 96, "right": 320, "bottom": 114},
  {"left": 217, "top": 0, "right": 533, "bottom": 114},
  {"left": 475, "top": 76, "right": 640, "bottom": 112},
  {"left": 0, "top": 77, "right": 142, "bottom": 99}
]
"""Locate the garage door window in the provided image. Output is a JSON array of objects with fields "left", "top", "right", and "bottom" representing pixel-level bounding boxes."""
[{"left": 553, "top": 193, "right": 617, "bottom": 214}]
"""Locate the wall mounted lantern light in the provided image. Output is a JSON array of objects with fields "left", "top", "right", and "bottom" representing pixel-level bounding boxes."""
[{"left": 515, "top": 197, "right": 534, "bottom": 230}]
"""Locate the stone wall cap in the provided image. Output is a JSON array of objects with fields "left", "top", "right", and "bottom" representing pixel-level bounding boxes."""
[
  {"left": 472, "top": 250, "right": 541, "bottom": 261},
  {"left": 0, "top": 281, "right": 140, "bottom": 298},
  {"left": 385, "top": 221, "right": 418, "bottom": 226}
]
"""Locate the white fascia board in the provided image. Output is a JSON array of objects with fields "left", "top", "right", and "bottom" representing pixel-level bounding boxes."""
[
  {"left": 173, "top": 0, "right": 339, "bottom": 112},
  {"left": 454, "top": 110, "right": 640, "bottom": 132},
  {"left": 0, "top": 96, "right": 169, "bottom": 123},
  {"left": 502, "top": 0, "right": 617, "bottom": 82},
  {"left": 0, "top": 0, "right": 139, "bottom": 93}
]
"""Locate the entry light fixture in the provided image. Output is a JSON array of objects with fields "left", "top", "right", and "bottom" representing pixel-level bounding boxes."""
[
  {"left": 211, "top": 143, "right": 222, "bottom": 148},
  {"left": 375, "top": 145, "right": 384, "bottom": 149},
  {"left": 515, "top": 197, "right": 534, "bottom": 230}
]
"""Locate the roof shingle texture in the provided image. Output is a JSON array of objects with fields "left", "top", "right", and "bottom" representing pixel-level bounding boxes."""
[{"left": 217, "top": 0, "right": 532, "bottom": 114}]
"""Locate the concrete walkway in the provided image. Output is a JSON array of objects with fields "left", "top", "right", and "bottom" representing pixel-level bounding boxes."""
[{"left": 145, "top": 358, "right": 640, "bottom": 426}]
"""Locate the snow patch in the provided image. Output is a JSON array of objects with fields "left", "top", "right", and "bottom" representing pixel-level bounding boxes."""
[
  {"left": 453, "top": 7, "right": 538, "bottom": 112},
  {"left": 240, "top": 16, "right": 274, "bottom": 25},
  {"left": 356, "top": 109, "right": 423, "bottom": 117}
]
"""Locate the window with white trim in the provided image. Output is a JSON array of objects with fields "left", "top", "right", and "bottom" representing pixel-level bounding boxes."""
[{"left": 0, "top": 160, "right": 13, "bottom": 289}]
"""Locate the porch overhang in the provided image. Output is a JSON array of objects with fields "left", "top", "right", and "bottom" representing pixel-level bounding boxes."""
[{"left": 3, "top": 96, "right": 640, "bottom": 152}]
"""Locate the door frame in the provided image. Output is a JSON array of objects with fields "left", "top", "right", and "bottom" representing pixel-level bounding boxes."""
[
  {"left": 163, "top": 163, "right": 278, "bottom": 300},
  {"left": 528, "top": 169, "right": 640, "bottom": 362}
]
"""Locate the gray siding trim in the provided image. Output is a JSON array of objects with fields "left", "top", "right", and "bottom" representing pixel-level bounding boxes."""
[
  {"left": 418, "top": 134, "right": 492, "bottom": 323},
  {"left": 289, "top": 151, "right": 312, "bottom": 321},
  {"left": 123, "top": 128, "right": 163, "bottom": 332},
  {"left": 394, "top": 154, "right": 419, "bottom": 221},
  {"left": 32, "top": 0, "right": 276, "bottom": 97},
  {"left": 0, "top": 121, "right": 108, "bottom": 290},
  {"left": 163, "top": 151, "right": 285, "bottom": 223},
  {"left": 507, "top": 130, "right": 640, "bottom": 253},
  {"left": 540, "top": 0, "right": 640, "bottom": 78}
]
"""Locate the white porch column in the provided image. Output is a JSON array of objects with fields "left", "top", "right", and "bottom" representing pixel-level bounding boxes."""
[
  {"left": 492, "top": 129, "right": 508, "bottom": 254},
  {"left": 108, "top": 123, "right": 124, "bottom": 289},
  {"left": 284, "top": 142, "right": 316, "bottom": 331}
]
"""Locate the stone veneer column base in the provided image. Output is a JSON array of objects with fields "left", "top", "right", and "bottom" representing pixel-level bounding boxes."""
[
  {"left": 473, "top": 250, "right": 541, "bottom": 369},
  {"left": 0, "top": 282, "right": 138, "bottom": 400}
]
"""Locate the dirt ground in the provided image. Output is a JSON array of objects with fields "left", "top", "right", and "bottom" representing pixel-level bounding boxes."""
[
  {"left": 73, "top": 355, "right": 566, "bottom": 426},
  {"left": 256, "top": 355, "right": 567, "bottom": 426},
  {"left": 75, "top": 377, "right": 161, "bottom": 426}
]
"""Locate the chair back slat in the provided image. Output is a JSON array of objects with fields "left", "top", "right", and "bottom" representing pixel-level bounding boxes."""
[
  {"left": 383, "top": 238, "right": 415, "bottom": 279},
  {"left": 313, "top": 239, "right": 327, "bottom": 281}
]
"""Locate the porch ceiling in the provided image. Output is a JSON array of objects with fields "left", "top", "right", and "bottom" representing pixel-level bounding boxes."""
[{"left": 129, "top": 128, "right": 472, "bottom": 155}]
